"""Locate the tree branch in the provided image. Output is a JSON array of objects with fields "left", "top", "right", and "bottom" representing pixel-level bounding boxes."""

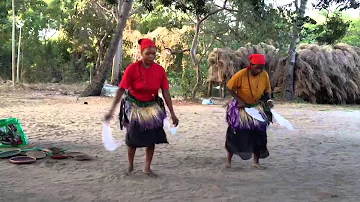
[
  {"left": 95, "top": 2, "right": 113, "bottom": 15},
  {"left": 199, "top": 37, "right": 216, "bottom": 62},
  {"left": 224, "top": 8, "right": 239, "bottom": 12},
  {"left": 92, "top": 2, "right": 115, "bottom": 21},
  {"left": 129, "top": 6, "right": 144, "bottom": 16},
  {"left": 335, "top": 4, "right": 343, "bottom": 11},
  {"left": 161, "top": 41, "right": 189, "bottom": 54},
  {"left": 324, "top": 8, "right": 330, "bottom": 19},
  {"left": 294, "top": 0, "right": 299, "bottom": 10},
  {"left": 214, "top": 2, "right": 238, "bottom": 12},
  {"left": 215, "top": 38, "right": 226, "bottom": 46},
  {"left": 199, "top": 0, "right": 228, "bottom": 24},
  {"left": 165, "top": 48, "right": 190, "bottom": 54}
]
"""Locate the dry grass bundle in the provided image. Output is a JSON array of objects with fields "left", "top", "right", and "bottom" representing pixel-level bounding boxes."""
[
  {"left": 207, "top": 43, "right": 279, "bottom": 83},
  {"left": 207, "top": 48, "right": 239, "bottom": 83},
  {"left": 123, "top": 25, "right": 192, "bottom": 70},
  {"left": 272, "top": 43, "right": 360, "bottom": 104}
]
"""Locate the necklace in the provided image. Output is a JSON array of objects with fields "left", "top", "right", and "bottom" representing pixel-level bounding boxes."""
[
  {"left": 138, "top": 61, "right": 147, "bottom": 87},
  {"left": 137, "top": 61, "right": 156, "bottom": 100},
  {"left": 142, "top": 61, "right": 151, "bottom": 68},
  {"left": 247, "top": 70, "right": 261, "bottom": 101}
]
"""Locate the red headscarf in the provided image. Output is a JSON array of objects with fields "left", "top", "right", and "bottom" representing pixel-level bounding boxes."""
[
  {"left": 138, "top": 38, "right": 157, "bottom": 52},
  {"left": 247, "top": 54, "right": 266, "bottom": 69}
]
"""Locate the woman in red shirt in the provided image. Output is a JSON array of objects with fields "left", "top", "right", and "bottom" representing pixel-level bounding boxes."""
[{"left": 105, "top": 38, "right": 179, "bottom": 177}]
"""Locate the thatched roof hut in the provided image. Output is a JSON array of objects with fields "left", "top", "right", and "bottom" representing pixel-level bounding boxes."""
[
  {"left": 208, "top": 43, "right": 360, "bottom": 104},
  {"left": 207, "top": 43, "right": 280, "bottom": 83},
  {"left": 272, "top": 43, "right": 360, "bottom": 104},
  {"left": 207, "top": 48, "right": 239, "bottom": 83}
]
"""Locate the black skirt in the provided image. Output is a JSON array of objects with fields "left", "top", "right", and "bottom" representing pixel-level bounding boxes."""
[
  {"left": 119, "top": 93, "right": 169, "bottom": 148},
  {"left": 125, "top": 125, "right": 168, "bottom": 148},
  {"left": 225, "top": 126, "right": 269, "bottom": 160}
]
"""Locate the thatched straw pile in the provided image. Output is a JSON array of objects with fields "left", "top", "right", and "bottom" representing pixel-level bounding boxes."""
[
  {"left": 123, "top": 26, "right": 192, "bottom": 70},
  {"left": 272, "top": 43, "right": 360, "bottom": 104},
  {"left": 207, "top": 43, "right": 279, "bottom": 83},
  {"left": 207, "top": 48, "right": 239, "bottom": 83}
]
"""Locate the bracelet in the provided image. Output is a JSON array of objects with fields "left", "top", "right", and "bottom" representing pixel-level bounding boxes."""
[{"left": 267, "top": 99, "right": 273, "bottom": 103}]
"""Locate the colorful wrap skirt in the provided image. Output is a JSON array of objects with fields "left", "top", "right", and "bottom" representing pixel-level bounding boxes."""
[
  {"left": 119, "top": 92, "right": 168, "bottom": 148},
  {"left": 225, "top": 99, "right": 272, "bottom": 160}
]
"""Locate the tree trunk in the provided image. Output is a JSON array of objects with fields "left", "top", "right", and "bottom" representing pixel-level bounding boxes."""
[
  {"left": 110, "top": 37, "right": 123, "bottom": 85},
  {"left": 207, "top": 81, "right": 212, "bottom": 97},
  {"left": 110, "top": 0, "right": 124, "bottom": 86},
  {"left": 11, "top": 0, "right": 16, "bottom": 85},
  {"left": 283, "top": 0, "right": 308, "bottom": 100},
  {"left": 80, "top": 0, "right": 133, "bottom": 97},
  {"left": 175, "top": 52, "right": 183, "bottom": 73},
  {"left": 16, "top": 26, "right": 22, "bottom": 83},
  {"left": 94, "top": 29, "right": 109, "bottom": 76},
  {"left": 190, "top": 18, "right": 202, "bottom": 100},
  {"left": 189, "top": 2, "right": 227, "bottom": 100}
]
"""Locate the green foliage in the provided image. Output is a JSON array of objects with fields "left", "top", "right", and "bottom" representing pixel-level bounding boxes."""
[
  {"left": 0, "top": 0, "right": 119, "bottom": 82},
  {"left": 301, "top": 12, "right": 351, "bottom": 45},
  {"left": 0, "top": 0, "right": 359, "bottom": 100},
  {"left": 341, "top": 18, "right": 360, "bottom": 46},
  {"left": 133, "top": 4, "right": 186, "bottom": 34},
  {"left": 313, "top": 0, "right": 360, "bottom": 11},
  {"left": 0, "top": 1, "right": 12, "bottom": 79},
  {"left": 140, "top": 0, "right": 209, "bottom": 15},
  {"left": 207, "top": 0, "right": 293, "bottom": 53}
]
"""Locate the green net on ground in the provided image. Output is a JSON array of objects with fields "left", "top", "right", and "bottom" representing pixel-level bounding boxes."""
[{"left": 0, "top": 118, "right": 29, "bottom": 148}]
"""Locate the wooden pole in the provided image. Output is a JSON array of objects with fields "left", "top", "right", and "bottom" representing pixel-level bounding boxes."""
[
  {"left": 207, "top": 81, "right": 212, "bottom": 97},
  {"left": 11, "top": 0, "right": 16, "bottom": 85},
  {"left": 16, "top": 25, "right": 22, "bottom": 83}
]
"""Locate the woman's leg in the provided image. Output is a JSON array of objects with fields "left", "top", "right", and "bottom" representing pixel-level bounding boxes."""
[
  {"left": 253, "top": 152, "right": 265, "bottom": 169},
  {"left": 126, "top": 146, "right": 136, "bottom": 175},
  {"left": 144, "top": 144, "right": 157, "bottom": 177},
  {"left": 226, "top": 152, "right": 233, "bottom": 168}
]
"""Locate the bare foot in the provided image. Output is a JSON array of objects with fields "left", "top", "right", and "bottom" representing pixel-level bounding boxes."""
[
  {"left": 252, "top": 163, "right": 266, "bottom": 170},
  {"left": 225, "top": 163, "right": 232, "bottom": 168},
  {"left": 143, "top": 169, "right": 158, "bottom": 178},
  {"left": 124, "top": 166, "right": 134, "bottom": 176}
]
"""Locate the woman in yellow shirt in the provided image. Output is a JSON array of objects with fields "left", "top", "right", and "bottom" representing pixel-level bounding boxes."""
[{"left": 225, "top": 54, "right": 274, "bottom": 170}]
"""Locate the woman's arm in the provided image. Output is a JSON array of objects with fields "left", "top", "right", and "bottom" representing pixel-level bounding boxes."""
[
  {"left": 264, "top": 92, "right": 271, "bottom": 101},
  {"left": 105, "top": 88, "right": 125, "bottom": 121},
  {"left": 263, "top": 72, "right": 273, "bottom": 108},
  {"left": 228, "top": 87, "right": 247, "bottom": 107},
  {"left": 162, "top": 89, "right": 175, "bottom": 116},
  {"left": 110, "top": 88, "right": 126, "bottom": 113},
  {"left": 264, "top": 92, "right": 274, "bottom": 108},
  {"left": 227, "top": 71, "right": 248, "bottom": 107},
  {"left": 105, "top": 64, "right": 133, "bottom": 120},
  {"left": 162, "top": 89, "right": 179, "bottom": 126}
]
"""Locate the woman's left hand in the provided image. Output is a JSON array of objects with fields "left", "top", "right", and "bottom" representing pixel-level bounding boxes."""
[
  {"left": 171, "top": 114, "right": 179, "bottom": 127},
  {"left": 267, "top": 100, "right": 274, "bottom": 109}
]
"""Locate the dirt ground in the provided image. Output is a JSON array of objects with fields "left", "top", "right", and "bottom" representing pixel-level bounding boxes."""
[{"left": 0, "top": 88, "right": 359, "bottom": 202}]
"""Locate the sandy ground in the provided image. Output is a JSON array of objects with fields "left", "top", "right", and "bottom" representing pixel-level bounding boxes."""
[{"left": 0, "top": 90, "right": 360, "bottom": 202}]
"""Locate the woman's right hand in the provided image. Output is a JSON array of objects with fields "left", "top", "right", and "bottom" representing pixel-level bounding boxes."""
[
  {"left": 104, "top": 110, "right": 114, "bottom": 122},
  {"left": 237, "top": 100, "right": 247, "bottom": 108}
]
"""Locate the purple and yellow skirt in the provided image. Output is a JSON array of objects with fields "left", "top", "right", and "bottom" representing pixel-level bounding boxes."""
[
  {"left": 119, "top": 93, "right": 168, "bottom": 148},
  {"left": 225, "top": 99, "right": 271, "bottom": 160}
]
